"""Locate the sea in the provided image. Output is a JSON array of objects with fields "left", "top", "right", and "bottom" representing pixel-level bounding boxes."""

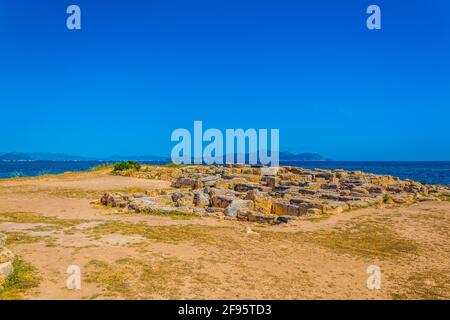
[{"left": 0, "top": 161, "right": 449, "bottom": 185}]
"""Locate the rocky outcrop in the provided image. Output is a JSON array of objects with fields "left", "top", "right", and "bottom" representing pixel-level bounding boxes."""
[
  {"left": 100, "top": 164, "right": 450, "bottom": 225},
  {"left": 0, "top": 234, "right": 14, "bottom": 288}
]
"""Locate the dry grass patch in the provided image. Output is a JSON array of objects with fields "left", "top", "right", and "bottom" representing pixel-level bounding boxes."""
[
  {"left": 1, "top": 232, "right": 43, "bottom": 245},
  {"left": 259, "top": 216, "right": 418, "bottom": 260},
  {"left": 0, "top": 212, "right": 87, "bottom": 227},
  {"left": 0, "top": 212, "right": 92, "bottom": 241},
  {"left": 391, "top": 269, "right": 450, "bottom": 300},
  {"left": 0, "top": 258, "right": 40, "bottom": 300},
  {"left": 89, "top": 221, "right": 237, "bottom": 247},
  {"left": 46, "top": 189, "right": 103, "bottom": 199},
  {"left": 85, "top": 256, "right": 218, "bottom": 299},
  {"left": 407, "top": 211, "right": 450, "bottom": 239},
  {"left": 306, "top": 221, "right": 419, "bottom": 259}
]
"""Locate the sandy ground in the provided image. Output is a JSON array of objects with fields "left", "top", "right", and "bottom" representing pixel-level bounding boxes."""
[{"left": 0, "top": 169, "right": 449, "bottom": 300}]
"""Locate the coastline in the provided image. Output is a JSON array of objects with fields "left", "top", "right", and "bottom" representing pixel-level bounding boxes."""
[
  {"left": 1, "top": 160, "right": 450, "bottom": 185},
  {"left": 0, "top": 165, "right": 449, "bottom": 299}
]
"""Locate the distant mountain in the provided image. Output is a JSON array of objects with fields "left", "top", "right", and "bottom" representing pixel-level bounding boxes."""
[
  {"left": 0, "top": 152, "right": 94, "bottom": 161},
  {"left": 0, "top": 152, "right": 169, "bottom": 162},
  {"left": 0, "top": 151, "right": 331, "bottom": 162},
  {"left": 202, "top": 151, "right": 331, "bottom": 163},
  {"left": 106, "top": 155, "right": 170, "bottom": 161},
  {"left": 279, "top": 152, "right": 332, "bottom": 161},
  {"left": 29, "top": 152, "right": 94, "bottom": 161},
  {"left": 0, "top": 152, "right": 33, "bottom": 161}
]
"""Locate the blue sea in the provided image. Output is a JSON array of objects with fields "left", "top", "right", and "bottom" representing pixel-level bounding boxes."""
[{"left": 0, "top": 161, "right": 449, "bottom": 185}]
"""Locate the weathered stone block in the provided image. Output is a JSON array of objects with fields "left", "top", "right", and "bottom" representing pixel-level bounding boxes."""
[
  {"left": 128, "top": 197, "right": 156, "bottom": 212},
  {"left": 199, "top": 175, "right": 221, "bottom": 187},
  {"left": 234, "top": 183, "right": 261, "bottom": 192},
  {"left": 172, "top": 177, "right": 204, "bottom": 189},
  {"left": 172, "top": 192, "right": 194, "bottom": 207},
  {"left": 322, "top": 202, "right": 348, "bottom": 214},
  {"left": 298, "top": 188, "right": 317, "bottom": 195},
  {"left": 367, "top": 186, "right": 384, "bottom": 194},
  {"left": 271, "top": 201, "right": 300, "bottom": 216},
  {"left": 248, "top": 212, "right": 277, "bottom": 224},
  {"left": 0, "top": 261, "right": 13, "bottom": 281},
  {"left": 263, "top": 176, "right": 279, "bottom": 189},
  {"left": 387, "top": 185, "right": 403, "bottom": 193},
  {"left": 314, "top": 177, "right": 327, "bottom": 184},
  {"left": 306, "top": 208, "right": 322, "bottom": 215},
  {"left": 211, "top": 195, "right": 237, "bottom": 208},
  {"left": 261, "top": 167, "right": 279, "bottom": 176},
  {"left": 245, "top": 190, "right": 272, "bottom": 214},
  {"left": 0, "top": 248, "right": 15, "bottom": 264},
  {"left": 351, "top": 186, "right": 370, "bottom": 196},
  {"left": 224, "top": 200, "right": 254, "bottom": 217},
  {"left": 101, "top": 193, "right": 126, "bottom": 207},
  {"left": 193, "top": 191, "right": 210, "bottom": 208},
  {"left": 321, "top": 183, "right": 339, "bottom": 190}
]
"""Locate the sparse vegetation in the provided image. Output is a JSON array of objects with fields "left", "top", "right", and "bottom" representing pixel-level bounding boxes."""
[
  {"left": 0, "top": 212, "right": 87, "bottom": 228},
  {"left": 164, "top": 163, "right": 185, "bottom": 168},
  {"left": 91, "top": 221, "right": 215, "bottom": 244},
  {"left": 305, "top": 221, "right": 419, "bottom": 259},
  {"left": 140, "top": 208, "right": 195, "bottom": 219},
  {"left": 0, "top": 258, "right": 40, "bottom": 300},
  {"left": 84, "top": 256, "right": 200, "bottom": 299},
  {"left": 260, "top": 217, "right": 419, "bottom": 260},
  {"left": 391, "top": 269, "right": 450, "bottom": 300},
  {"left": 384, "top": 194, "right": 394, "bottom": 204},
  {"left": 113, "top": 160, "right": 141, "bottom": 172},
  {"left": 0, "top": 232, "right": 42, "bottom": 245}
]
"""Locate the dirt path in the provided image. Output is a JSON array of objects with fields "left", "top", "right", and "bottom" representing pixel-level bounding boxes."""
[{"left": 1, "top": 169, "right": 449, "bottom": 300}]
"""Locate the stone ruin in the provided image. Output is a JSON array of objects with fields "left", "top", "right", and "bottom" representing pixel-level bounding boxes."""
[
  {"left": 100, "top": 164, "right": 450, "bottom": 225},
  {"left": 0, "top": 233, "right": 15, "bottom": 288}
]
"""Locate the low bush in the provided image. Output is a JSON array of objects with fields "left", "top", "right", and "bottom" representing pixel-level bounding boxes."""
[{"left": 113, "top": 161, "right": 141, "bottom": 172}]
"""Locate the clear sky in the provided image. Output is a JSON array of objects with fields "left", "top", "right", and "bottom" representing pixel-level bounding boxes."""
[{"left": 0, "top": 0, "right": 449, "bottom": 160}]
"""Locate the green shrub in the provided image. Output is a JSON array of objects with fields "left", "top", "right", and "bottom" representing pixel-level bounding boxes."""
[
  {"left": 113, "top": 161, "right": 141, "bottom": 172},
  {"left": 383, "top": 194, "right": 393, "bottom": 204}
]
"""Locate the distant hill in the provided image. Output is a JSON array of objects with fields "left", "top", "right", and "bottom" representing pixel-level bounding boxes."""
[
  {"left": 0, "top": 152, "right": 33, "bottom": 161},
  {"left": 29, "top": 152, "right": 94, "bottom": 161},
  {"left": 106, "top": 155, "right": 170, "bottom": 161},
  {"left": 279, "top": 152, "right": 332, "bottom": 161},
  {"left": 0, "top": 152, "right": 93, "bottom": 161},
  {"left": 0, "top": 152, "right": 169, "bottom": 162},
  {"left": 207, "top": 151, "right": 331, "bottom": 163},
  {"left": 0, "top": 151, "right": 331, "bottom": 162}
]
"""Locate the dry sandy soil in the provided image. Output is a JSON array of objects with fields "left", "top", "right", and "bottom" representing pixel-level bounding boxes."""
[{"left": 0, "top": 168, "right": 449, "bottom": 300}]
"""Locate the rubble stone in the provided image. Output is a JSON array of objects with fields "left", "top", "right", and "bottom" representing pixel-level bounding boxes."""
[
  {"left": 193, "top": 191, "right": 210, "bottom": 208},
  {"left": 172, "top": 191, "right": 194, "bottom": 207},
  {"left": 245, "top": 190, "right": 272, "bottom": 214},
  {"left": 100, "top": 164, "right": 450, "bottom": 225},
  {"left": 211, "top": 195, "right": 237, "bottom": 208},
  {"left": 224, "top": 200, "right": 254, "bottom": 218}
]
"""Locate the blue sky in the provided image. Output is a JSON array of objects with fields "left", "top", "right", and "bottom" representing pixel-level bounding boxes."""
[{"left": 0, "top": 0, "right": 449, "bottom": 160}]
